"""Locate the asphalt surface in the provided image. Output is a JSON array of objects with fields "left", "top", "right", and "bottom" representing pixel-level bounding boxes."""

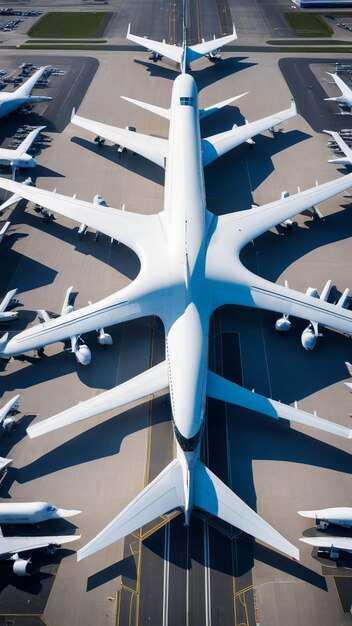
[{"left": 280, "top": 58, "right": 352, "bottom": 133}]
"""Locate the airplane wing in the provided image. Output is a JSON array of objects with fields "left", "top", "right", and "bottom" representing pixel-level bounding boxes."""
[
  {"left": 0, "top": 395, "right": 20, "bottom": 422},
  {"left": 326, "top": 73, "right": 352, "bottom": 99},
  {"left": 0, "top": 456, "right": 12, "bottom": 471},
  {"left": 127, "top": 25, "right": 183, "bottom": 64},
  {"left": 71, "top": 111, "right": 167, "bottom": 168},
  {"left": 194, "top": 461, "right": 299, "bottom": 560},
  {"left": 12, "top": 127, "right": 45, "bottom": 159},
  {"left": 0, "top": 192, "right": 21, "bottom": 214},
  {"left": 324, "top": 130, "right": 352, "bottom": 163},
  {"left": 27, "top": 361, "right": 169, "bottom": 439},
  {"left": 200, "top": 93, "right": 248, "bottom": 120},
  {"left": 300, "top": 536, "right": 352, "bottom": 550},
  {"left": 0, "top": 288, "right": 17, "bottom": 313},
  {"left": 207, "top": 370, "right": 352, "bottom": 439},
  {"left": 187, "top": 24, "right": 237, "bottom": 62},
  {"left": 217, "top": 172, "right": 352, "bottom": 248},
  {"left": 14, "top": 66, "right": 51, "bottom": 98},
  {"left": 0, "top": 533, "right": 80, "bottom": 559},
  {"left": 78, "top": 458, "right": 184, "bottom": 560},
  {"left": 0, "top": 178, "right": 155, "bottom": 254},
  {"left": 202, "top": 101, "right": 296, "bottom": 166}
]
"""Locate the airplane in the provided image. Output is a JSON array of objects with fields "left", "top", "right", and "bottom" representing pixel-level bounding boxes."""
[
  {"left": 298, "top": 507, "right": 352, "bottom": 529},
  {"left": 275, "top": 280, "right": 350, "bottom": 350},
  {"left": 127, "top": 23, "right": 237, "bottom": 71},
  {"left": 1, "top": 74, "right": 352, "bottom": 564},
  {"left": 0, "top": 288, "right": 19, "bottom": 323},
  {"left": 0, "top": 66, "right": 52, "bottom": 119},
  {"left": 38, "top": 286, "right": 91, "bottom": 365},
  {"left": 325, "top": 73, "right": 352, "bottom": 111},
  {"left": 0, "top": 176, "right": 33, "bottom": 214},
  {"left": 0, "top": 501, "right": 81, "bottom": 524},
  {"left": 78, "top": 194, "right": 108, "bottom": 239},
  {"left": 324, "top": 130, "right": 352, "bottom": 166},
  {"left": 0, "top": 533, "right": 80, "bottom": 576},
  {"left": 345, "top": 361, "right": 352, "bottom": 392},
  {"left": 0, "top": 126, "right": 45, "bottom": 178},
  {"left": 300, "top": 536, "right": 352, "bottom": 560},
  {"left": 0, "top": 394, "right": 20, "bottom": 432}
]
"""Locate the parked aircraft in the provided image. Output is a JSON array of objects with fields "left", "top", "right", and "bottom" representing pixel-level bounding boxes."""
[
  {"left": 0, "top": 533, "right": 80, "bottom": 576},
  {"left": 0, "top": 66, "right": 52, "bottom": 119},
  {"left": 0, "top": 394, "right": 19, "bottom": 431},
  {"left": 300, "top": 536, "right": 352, "bottom": 558},
  {"left": 38, "top": 286, "right": 91, "bottom": 365},
  {"left": 0, "top": 127, "right": 45, "bottom": 178},
  {"left": 0, "top": 288, "right": 18, "bottom": 322},
  {"left": 325, "top": 73, "right": 352, "bottom": 110},
  {"left": 276, "top": 280, "right": 350, "bottom": 349},
  {"left": 127, "top": 23, "right": 237, "bottom": 71},
  {"left": 298, "top": 507, "right": 352, "bottom": 529},
  {"left": 0, "top": 501, "right": 81, "bottom": 524},
  {"left": 325, "top": 130, "right": 352, "bottom": 166},
  {"left": 1, "top": 75, "right": 352, "bottom": 564}
]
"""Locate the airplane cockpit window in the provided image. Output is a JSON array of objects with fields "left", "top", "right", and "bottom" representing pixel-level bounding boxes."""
[
  {"left": 180, "top": 97, "right": 194, "bottom": 106},
  {"left": 47, "top": 506, "right": 56, "bottom": 511}
]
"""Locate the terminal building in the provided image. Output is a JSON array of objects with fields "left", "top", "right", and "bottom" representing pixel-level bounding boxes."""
[{"left": 296, "top": 0, "right": 352, "bottom": 6}]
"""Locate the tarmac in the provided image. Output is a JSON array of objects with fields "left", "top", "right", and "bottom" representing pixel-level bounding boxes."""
[{"left": 0, "top": 24, "right": 352, "bottom": 626}]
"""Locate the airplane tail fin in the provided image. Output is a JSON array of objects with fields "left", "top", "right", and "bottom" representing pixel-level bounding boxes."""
[{"left": 78, "top": 457, "right": 299, "bottom": 561}]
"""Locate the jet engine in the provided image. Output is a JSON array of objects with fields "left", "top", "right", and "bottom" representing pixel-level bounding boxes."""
[
  {"left": 275, "top": 316, "right": 291, "bottom": 332},
  {"left": 74, "top": 341, "right": 91, "bottom": 366},
  {"left": 97, "top": 328, "right": 113, "bottom": 346},
  {"left": 2, "top": 416, "right": 15, "bottom": 431},
  {"left": 12, "top": 557, "right": 32, "bottom": 576},
  {"left": 301, "top": 324, "right": 318, "bottom": 351}
]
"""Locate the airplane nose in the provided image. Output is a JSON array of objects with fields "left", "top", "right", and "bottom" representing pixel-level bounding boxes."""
[{"left": 54, "top": 508, "right": 82, "bottom": 519}]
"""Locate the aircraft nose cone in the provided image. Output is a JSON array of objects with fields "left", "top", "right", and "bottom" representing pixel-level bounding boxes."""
[{"left": 54, "top": 508, "right": 82, "bottom": 519}]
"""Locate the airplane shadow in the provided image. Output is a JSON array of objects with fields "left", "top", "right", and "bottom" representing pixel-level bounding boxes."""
[
  {"left": 70, "top": 137, "right": 165, "bottom": 188},
  {"left": 86, "top": 554, "right": 136, "bottom": 592}
]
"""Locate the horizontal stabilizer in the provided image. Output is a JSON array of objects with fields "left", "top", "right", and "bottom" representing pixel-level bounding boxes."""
[
  {"left": 194, "top": 461, "right": 299, "bottom": 559},
  {"left": 207, "top": 370, "right": 352, "bottom": 439},
  {"left": 78, "top": 458, "right": 184, "bottom": 560},
  {"left": 300, "top": 536, "right": 352, "bottom": 551},
  {"left": 187, "top": 24, "right": 237, "bottom": 63},
  {"left": 200, "top": 92, "right": 248, "bottom": 120},
  {"left": 0, "top": 533, "right": 80, "bottom": 559},
  {"left": 71, "top": 111, "right": 167, "bottom": 168},
  {"left": 202, "top": 101, "right": 296, "bottom": 166},
  {"left": 121, "top": 96, "right": 170, "bottom": 120},
  {"left": 127, "top": 24, "right": 183, "bottom": 64},
  {"left": 27, "top": 361, "right": 169, "bottom": 438}
]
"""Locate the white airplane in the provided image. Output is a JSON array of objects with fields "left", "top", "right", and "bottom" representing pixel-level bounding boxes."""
[
  {"left": 2, "top": 75, "right": 352, "bottom": 564},
  {"left": 0, "top": 66, "right": 52, "bottom": 119},
  {"left": 0, "top": 533, "right": 80, "bottom": 576},
  {"left": 300, "top": 536, "right": 352, "bottom": 559},
  {"left": 38, "top": 286, "right": 91, "bottom": 365},
  {"left": 325, "top": 130, "right": 352, "bottom": 166},
  {"left": 275, "top": 280, "right": 350, "bottom": 350},
  {"left": 0, "top": 176, "right": 33, "bottom": 214},
  {"left": 0, "top": 288, "right": 19, "bottom": 322},
  {"left": 127, "top": 23, "right": 237, "bottom": 71},
  {"left": 0, "top": 394, "right": 20, "bottom": 431},
  {"left": 325, "top": 73, "right": 352, "bottom": 111},
  {"left": 298, "top": 507, "right": 352, "bottom": 529},
  {"left": 0, "top": 127, "right": 45, "bottom": 178},
  {"left": 0, "top": 501, "right": 81, "bottom": 524},
  {"left": 345, "top": 361, "right": 352, "bottom": 392},
  {"left": 78, "top": 194, "right": 107, "bottom": 239}
]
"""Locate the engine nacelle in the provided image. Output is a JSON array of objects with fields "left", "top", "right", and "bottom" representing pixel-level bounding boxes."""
[
  {"left": 275, "top": 317, "right": 292, "bottom": 332},
  {"left": 306, "top": 287, "right": 319, "bottom": 298},
  {"left": 301, "top": 327, "right": 317, "bottom": 351},
  {"left": 13, "top": 558, "right": 32, "bottom": 576},
  {"left": 75, "top": 343, "right": 91, "bottom": 366},
  {"left": 63, "top": 304, "right": 74, "bottom": 315},
  {"left": 97, "top": 330, "right": 113, "bottom": 346},
  {"left": 2, "top": 416, "right": 15, "bottom": 431}
]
